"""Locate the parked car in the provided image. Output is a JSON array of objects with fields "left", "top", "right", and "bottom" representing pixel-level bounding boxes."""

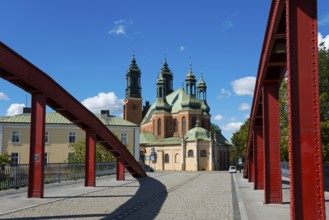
[{"left": 229, "top": 166, "right": 237, "bottom": 173}]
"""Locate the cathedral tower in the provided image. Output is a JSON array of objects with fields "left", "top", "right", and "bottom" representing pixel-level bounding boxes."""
[{"left": 123, "top": 54, "right": 143, "bottom": 125}]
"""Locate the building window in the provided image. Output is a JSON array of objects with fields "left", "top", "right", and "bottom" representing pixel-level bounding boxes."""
[
  {"left": 11, "top": 131, "right": 20, "bottom": 143},
  {"left": 45, "top": 131, "right": 49, "bottom": 144},
  {"left": 68, "top": 132, "right": 76, "bottom": 144},
  {"left": 182, "top": 117, "right": 186, "bottom": 133},
  {"left": 158, "top": 119, "right": 162, "bottom": 135},
  {"left": 175, "top": 153, "right": 180, "bottom": 163},
  {"left": 44, "top": 153, "right": 48, "bottom": 165},
  {"left": 121, "top": 133, "right": 128, "bottom": 145},
  {"left": 188, "top": 150, "right": 194, "bottom": 157},
  {"left": 174, "top": 119, "right": 178, "bottom": 132},
  {"left": 68, "top": 152, "right": 75, "bottom": 163},
  {"left": 164, "top": 154, "right": 169, "bottom": 163},
  {"left": 11, "top": 153, "right": 19, "bottom": 165},
  {"left": 200, "top": 150, "right": 207, "bottom": 157}
]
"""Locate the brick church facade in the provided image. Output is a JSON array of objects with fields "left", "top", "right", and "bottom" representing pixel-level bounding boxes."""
[{"left": 123, "top": 55, "right": 231, "bottom": 171}]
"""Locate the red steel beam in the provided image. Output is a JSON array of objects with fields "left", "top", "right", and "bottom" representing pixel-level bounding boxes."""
[
  {"left": 28, "top": 94, "right": 46, "bottom": 198},
  {"left": 85, "top": 131, "right": 96, "bottom": 187},
  {"left": 245, "top": 0, "right": 286, "bottom": 179},
  {"left": 263, "top": 82, "right": 282, "bottom": 204},
  {"left": 116, "top": 158, "right": 125, "bottom": 181},
  {"left": 248, "top": 152, "right": 255, "bottom": 182},
  {"left": 0, "top": 42, "right": 146, "bottom": 181},
  {"left": 286, "top": 0, "right": 325, "bottom": 219},
  {"left": 254, "top": 126, "right": 264, "bottom": 190}
]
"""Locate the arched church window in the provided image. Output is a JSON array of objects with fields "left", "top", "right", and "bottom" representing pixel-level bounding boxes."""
[
  {"left": 188, "top": 150, "right": 194, "bottom": 157},
  {"left": 200, "top": 150, "right": 207, "bottom": 157},
  {"left": 174, "top": 119, "right": 178, "bottom": 132},
  {"left": 175, "top": 153, "right": 180, "bottom": 163},
  {"left": 182, "top": 117, "right": 186, "bottom": 133},
  {"left": 158, "top": 119, "right": 162, "bottom": 135},
  {"left": 164, "top": 154, "right": 169, "bottom": 163}
]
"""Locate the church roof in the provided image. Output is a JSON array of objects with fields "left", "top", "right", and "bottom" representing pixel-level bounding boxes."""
[
  {"left": 141, "top": 88, "right": 204, "bottom": 125},
  {"left": 215, "top": 131, "right": 233, "bottom": 146},
  {"left": 140, "top": 131, "right": 182, "bottom": 146}
]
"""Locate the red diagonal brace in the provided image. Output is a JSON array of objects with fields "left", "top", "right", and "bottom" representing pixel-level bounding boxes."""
[
  {"left": 28, "top": 94, "right": 46, "bottom": 198},
  {"left": 263, "top": 82, "right": 282, "bottom": 204},
  {"left": 286, "top": 0, "right": 325, "bottom": 219},
  {"left": 254, "top": 126, "right": 264, "bottom": 190},
  {"left": 116, "top": 157, "right": 125, "bottom": 181},
  {"left": 85, "top": 131, "right": 96, "bottom": 187}
]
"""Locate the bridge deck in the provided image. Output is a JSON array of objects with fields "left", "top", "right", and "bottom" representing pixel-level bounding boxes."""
[{"left": 1, "top": 172, "right": 328, "bottom": 219}]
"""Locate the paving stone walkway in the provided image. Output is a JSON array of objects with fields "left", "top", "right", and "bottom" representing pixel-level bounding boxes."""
[{"left": 0, "top": 172, "right": 234, "bottom": 220}]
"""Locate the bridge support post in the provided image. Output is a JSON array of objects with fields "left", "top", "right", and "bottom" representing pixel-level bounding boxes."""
[
  {"left": 28, "top": 94, "right": 46, "bottom": 198},
  {"left": 116, "top": 157, "right": 125, "bottom": 181},
  {"left": 85, "top": 131, "right": 96, "bottom": 187},
  {"left": 286, "top": 0, "right": 325, "bottom": 219},
  {"left": 262, "top": 82, "right": 282, "bottom": 204},
  {"left": 254, "top": 127, "right": 264, "bottom": 190},
  {"left": 248, "top": 151, "right": 254, "bottom": 182}
]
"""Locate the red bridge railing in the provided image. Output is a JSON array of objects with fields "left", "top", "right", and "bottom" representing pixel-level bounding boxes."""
[
  {"left": 0, "top": 41, "right": 146, "bottom": 198},
  {"left": 245, "top": 0, "right": 325, "bottom": 219}
]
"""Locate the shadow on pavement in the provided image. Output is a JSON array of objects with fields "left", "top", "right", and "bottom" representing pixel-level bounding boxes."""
[
  {"left": 103, "top": 176, "right": 167, "bottom": 219},
  {"left": 0, "top": 176, "right": 167, "bottom": 220}
]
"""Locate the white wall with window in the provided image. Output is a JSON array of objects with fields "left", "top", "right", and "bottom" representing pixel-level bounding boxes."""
[
  {"left": 120, "top": 133, "right": 128, "bottom": 145},
  {"left": 68, "top": 132, "right": 76, "bottom": 144},
  {"left": 11, "top": 130, "right": 20, "bottom": 143},
  {"left": 11, "top": 152, "right": 19, "bottom": 165}
]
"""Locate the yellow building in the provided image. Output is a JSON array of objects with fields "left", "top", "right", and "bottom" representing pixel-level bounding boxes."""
[{"left": 0, "top": 109, "right": 140, "bottom": 164}]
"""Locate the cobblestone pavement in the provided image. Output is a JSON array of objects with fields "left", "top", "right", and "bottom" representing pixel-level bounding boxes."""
[{"left": 0, "top": 172, "right": 233, "bottom": 220}]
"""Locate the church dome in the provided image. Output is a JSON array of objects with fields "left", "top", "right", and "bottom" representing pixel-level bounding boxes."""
[
  {"left": 181, "top": 94, "right": 201, "bottom": 109},
  {"left": 186, "top": 122, "right": 210, "bottom": 141}
]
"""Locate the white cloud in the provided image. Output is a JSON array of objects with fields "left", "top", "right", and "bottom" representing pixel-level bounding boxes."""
[
  {"left": 109, "top": 25, "right": 126, "bottom": 35},
  {"left": 221, "top": 11, "right": 239, "bottom": 33},
  {"left": 6, "top": 103, "right": 25, "bottom": 116},
  {"left": 114, "top": 19, "right": 126, "bottom": 24},
  {"left": 245, "top": 114, "right": 250, "bottom": 119},
  {"left": 239, "top": 103, "right": 250, "bottom": 111},
  {"left": 318, "top": 32, "right": 329, "bottom": 49},
  {"left": 0, "top": 92, "right": 9, "bottom": 100},
  {"left": 214, "top": 115, "right": 223, "bottom": 121},
  {"left": 319, "top": 14, "right": 329, "bottom": 26},
  {"left": 218, "top": 88, "right": 232, "bottom": 99},
  {"left": 179, "top": 46, "right": 185, "bottom": 51},
  {"left": 231, "top": 76, "right": 256, "bottom": 96},
  {"left": 109, "top": 19, "right": 134, "bottom": 36},
  {"left": 222, "top": 122, "right": 243, "bottom": 132},
  {"left": 82, "top": 92, "right": 124, "bottom": 115},
  {"left": 229, "top": 117, "right": 236, "bottom": 122}
]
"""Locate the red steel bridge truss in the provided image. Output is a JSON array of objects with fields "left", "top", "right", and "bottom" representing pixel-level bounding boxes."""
[
  {"left": 0, "top": 42, "right": 146, "bottom": 199},
  {"left": 245, "top": 0, "right": 325, "bottom": 219}
]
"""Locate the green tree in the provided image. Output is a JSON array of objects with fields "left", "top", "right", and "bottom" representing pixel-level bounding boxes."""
[
  {"left": 279, "top": 75, "right": 289, "bottom": 161},
  {"left": 210, "top": 123, "right": 221, "bottom": 134},
  {"left": 69, "top": 139, "right": 116, "bottom": 163},
  {"left": 0, "top": 153, "right": 11, "bottom": 166},
  {"left": 319, "top": 42, "right": 329, "bottom": 163},
  {"left": 231, "top": 119, "right": 249, "bottom": 164}
]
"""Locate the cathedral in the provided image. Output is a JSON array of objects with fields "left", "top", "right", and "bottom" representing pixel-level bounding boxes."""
[{"left": 123, "top": 55, "right": 231, "bottom": 171}]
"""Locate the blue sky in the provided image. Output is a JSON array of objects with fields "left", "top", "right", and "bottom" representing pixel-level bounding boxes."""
[{"left": 1, "top": 1, "right": 329, "bottom": 140}]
